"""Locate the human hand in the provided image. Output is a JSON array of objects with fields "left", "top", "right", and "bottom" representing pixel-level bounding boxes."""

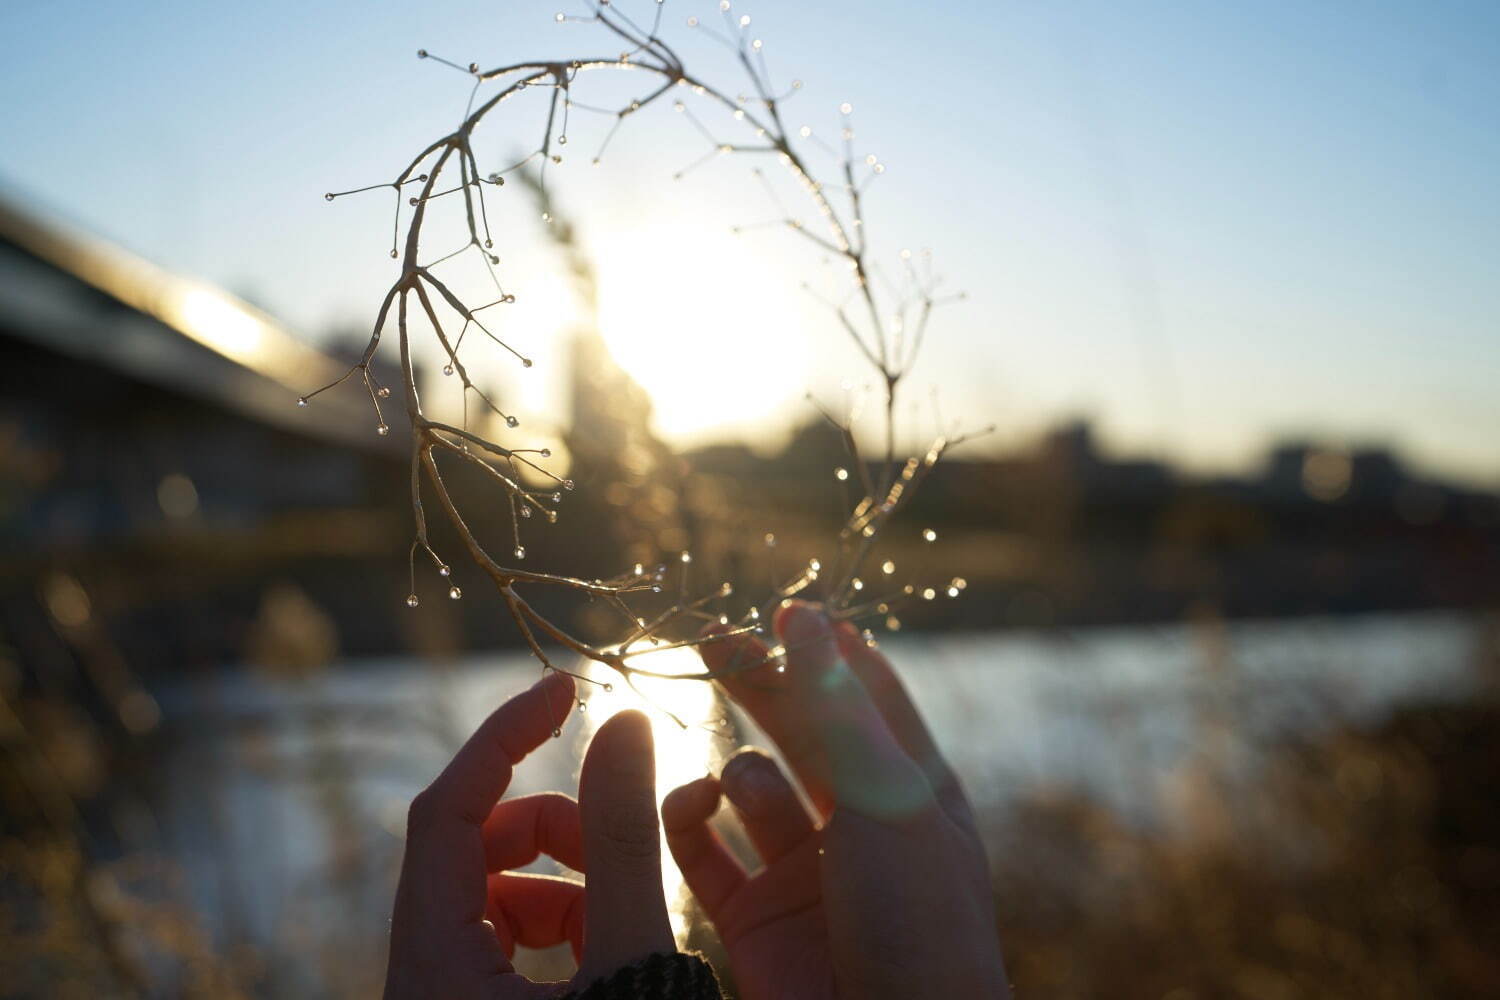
[
  {"left": 383, "top": 671, "right": 677, "bottom": 999},
  {"left": 662, "top": 602, "right": 1009, "bottom": 999}
]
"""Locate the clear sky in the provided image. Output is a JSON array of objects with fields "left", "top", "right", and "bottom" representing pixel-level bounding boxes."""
[{"left": 2, "top": 0, "right": 1497, "bottom": 485}]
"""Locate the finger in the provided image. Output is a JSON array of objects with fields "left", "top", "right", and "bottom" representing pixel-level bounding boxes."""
[
  {"left": 429, "top": 671, "right": 576, "bottom": 824},
  {"left": 699, "top": 625, "right": 836, "bottom": 817},
  {"left": 661, "top": 775, "right": 746, "bottom": 921},
  {"left": 776, "top": 602, "right": 932, "bottom": 821},
  {"left": 719, "top": 749, "right": 817, "bottom": 863},
  {"left": 397, "top": 672, "right": 576, "bottom": 938},
  {"left": 833, "top": 622, "right": 973, "bottom": 825},
  {"left": 486, "top": 873, "right": 586, "bottom": 961},
  {"left": 575, "top": 710, "right": 674, "bottom": 983},
  {"left": 483, "top": 792, "right": 584, "bottom": 873}
]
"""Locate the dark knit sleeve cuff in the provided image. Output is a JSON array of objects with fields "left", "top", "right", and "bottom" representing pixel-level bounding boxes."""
[{"left": 566, "top": 951, "right": 723, "bottom": 1000}]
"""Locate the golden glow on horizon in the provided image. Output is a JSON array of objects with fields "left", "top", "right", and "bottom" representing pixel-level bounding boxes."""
[{"left": 594, "top": 222, "right": 810, "bottom": 444}]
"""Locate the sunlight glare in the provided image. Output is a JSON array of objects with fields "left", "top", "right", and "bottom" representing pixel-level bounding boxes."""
[
  {"left": 573, "top": 646, "right": 728, "bottom": 945},
  {"left": 593, "top": 221, "right": 810, "bottom": 446}
]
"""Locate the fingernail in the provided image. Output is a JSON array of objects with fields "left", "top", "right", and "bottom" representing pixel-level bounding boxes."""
[{"left": 722, "top": 752, "right": 779, "bottom": 815}]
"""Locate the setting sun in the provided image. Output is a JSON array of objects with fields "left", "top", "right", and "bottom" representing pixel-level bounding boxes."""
[{"left": 592, "top": 220, "right": 811, "bottom": 446}]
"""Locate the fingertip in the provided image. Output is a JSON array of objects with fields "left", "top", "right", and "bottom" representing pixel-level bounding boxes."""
[
  {"left": 832, "top": 620, "right": 862, "bottom": 644},
  {"left": 774, "top": 600, "right": 833, "bottom": 648},
  {"left": 696, "top": 624, "right": 747, "bottom": 672},
  {"left": 602, "top": 707, "right": 652, "bottom": 745},
  {"left": 535, "top": 669, "right": 577, "bottom": 724},
  {"left": 662, "top": 775, "right": 721, "bottom": 831},
  {"left": 582, "top": 709, "right": 656, "bottom": 792}
]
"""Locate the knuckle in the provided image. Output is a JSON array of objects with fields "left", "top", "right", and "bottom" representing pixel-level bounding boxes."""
[{"left": 405, "top": 786, "right": 441, "bottom": 836}]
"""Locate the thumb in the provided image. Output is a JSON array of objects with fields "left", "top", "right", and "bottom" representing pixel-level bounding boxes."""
[{"left": 575, "top": 710, "right": 674, "bottom": 985}]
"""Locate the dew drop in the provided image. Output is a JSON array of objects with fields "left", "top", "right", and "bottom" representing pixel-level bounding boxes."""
[
  {"left": 552, "top": 727, "right": 562, "bottom": 739},
  {"left": 468, "top": 62, "right": 479, "bottom": 73},
  {"left": 809, "top": 558, "right": 822, "bottom": 572},
  {"left": 799, "top": 125, "right": 812, "bottom": 138},
  {"left": 923, "top": 528, "right": 938, "bottom": 542},
  {"left": 840, "top": 102, "right": 853, "bottom": 114},
  {"left": 514, "top": 546, "right": 526, "bottom": 560},
  {"left": 651, "top": 584, "right": 662, "bottom": 594},
  {"left": 602, "top": 683, "right": 614, "bottom": 693},
  {"left": 852, "top": 577, "right": 864, "bottom": 591},
  {"left": 687, "top": 16, "right": 699, "bottom": 27},
  {"left": 674, "top": 101, "right": 685, "bottom": 112},
  {"left": 577, "top": 700, "right": 587, "bottom": 713},
  {"left": 443, "top": 364, "right": 454, "bottom": 376},
  {"left": 503, "top": 294, "right": 516, "bottom": 303},
  {"left": 406, "top": 594, "right": 420, "bottom": 608},
  {"left": 297, "top": 396, "right": 308, "bottom": 407},
  {"left": 951, "top": 576, "right": 968, "bottom": 591},
  {"left": 550, "top": 492, "right": 561, "bottom": 503},
  {"left": 376, "top": 424, "right": 390, "bottom": 436},
  {"left": 541, "top": 211, "right": 552, "bottom": 222},
  {"left": 764, "top": 532, "right": 777, "bottom": 548},
  {"left": 557, "top": 135, "right": 568, "bottom": 145},
  {"left": 562, "top": 479, "right": 575, "bottom": 491},
  {"left": 377, "top": 386, "right": 391, "bottom": 398},
  {"left": 633, "top": 563, "right": 644, "bottom": 576},
  {"left": 323, "top": 193, "right": 334, "bottom": 202},
  {"left": 555, "top": 11, "right": 565, "bottom": 21},
  {"left": 882, "top": 560, "right": 896, "bottom": 574},
  {"left": 834, "top": 467, "right": 849, "bottom": 481},
  {"left": 775, "top": 663, "right": 787, "bottom": 674},
  {"left": 748, "top": 606, "right": 760, "bottom": 620},
  {"left": 922, "top": 588, "right": 936, "bottom": 601},
  {"left": 886, "top": 615, "right": 901, "bottom": 631},
  {"left": 947, "top": 586, "right": 960, "bottom": 598},
  {"left": 417, "top": 49, "right": 428, "bottom": 58},
  {"left": 506, "top": 415, "right": 519, "bottom": 428},
  {"left": 520, "top": 506, "right": 532, "bottom": 518},
  {"left": 739, "top": 14, "right": 750, "bottom": 26},
  {"left": 439, "top": 564, "right": 451, "bottom": 577},
  {"left": 449, "top": 586, "right": 463, "bottom": 600},
  {"left": 521, "top": 358, "right": 534, "bottom": 368},
  {"left": 680, "top": 550, "right": 692, "bottom": 564},
  {"left": 408, "top": 197, "right": 420, "bottom": 206},
  {"left": 389, "top": 249, "right": 399, "bottom": 259}
]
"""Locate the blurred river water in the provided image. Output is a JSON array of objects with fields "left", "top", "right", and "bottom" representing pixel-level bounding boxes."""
[{"left": 147, "top": 610, "right": 1490, "bottom": 986}]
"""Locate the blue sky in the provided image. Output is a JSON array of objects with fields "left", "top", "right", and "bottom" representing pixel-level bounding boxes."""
[{"left": 2, "top": 0, "right": 1496, "bottom": 485}]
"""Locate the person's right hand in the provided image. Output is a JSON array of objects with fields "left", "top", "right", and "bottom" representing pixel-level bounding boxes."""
[{"left": 662, "top": 602, "right": 1010, "bottom": 999}]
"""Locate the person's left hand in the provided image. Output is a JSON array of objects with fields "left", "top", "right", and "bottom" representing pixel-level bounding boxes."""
[{"left": 383, "top": 671, "right": 676, "bottom": 998}]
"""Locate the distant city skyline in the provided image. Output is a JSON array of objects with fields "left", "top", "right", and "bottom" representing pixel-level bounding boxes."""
[{"left": 2, "top": 0, "right": 1496, "bottom": 487}]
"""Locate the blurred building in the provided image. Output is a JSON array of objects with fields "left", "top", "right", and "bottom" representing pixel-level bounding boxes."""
[{"left": 0, "top": 194, "right": 415, "bottom": 678}]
